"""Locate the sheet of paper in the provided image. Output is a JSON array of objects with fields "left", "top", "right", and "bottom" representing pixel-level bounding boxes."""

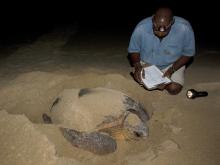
[{"left": 141, "top": 65, "right": 171, "bottom": 89}]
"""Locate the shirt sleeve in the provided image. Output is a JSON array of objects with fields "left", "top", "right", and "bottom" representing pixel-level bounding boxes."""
[
  {"left": 128, "top": 27, "right": 141, "bottom": 53},
  {"left": 182, "top": 23, "right": 196, "bottom": 56}
]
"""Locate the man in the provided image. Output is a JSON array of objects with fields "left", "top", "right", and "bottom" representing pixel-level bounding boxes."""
[{"left": 128, "top": 7, "right": 195, "bottom": 95}]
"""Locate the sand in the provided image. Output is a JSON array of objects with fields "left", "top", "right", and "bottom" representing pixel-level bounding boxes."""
[{"left": 0, "top": 27, "right": 219, "bottom": 165}]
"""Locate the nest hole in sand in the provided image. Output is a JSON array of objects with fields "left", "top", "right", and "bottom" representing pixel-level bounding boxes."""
[
  {"left": 0, "top": 72, "right": 155, "bottom": 158},
  {"left": 40, "top": 87, "right": 152, "bottom": 156}
]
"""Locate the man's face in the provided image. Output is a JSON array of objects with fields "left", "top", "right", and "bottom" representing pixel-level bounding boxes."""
[{"left": 152, "top": 16, "right": 173, "bottom": 38}]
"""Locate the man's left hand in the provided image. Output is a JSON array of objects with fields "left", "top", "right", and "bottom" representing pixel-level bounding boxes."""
[{"left": 163, "top": 67, "right": 173, "bottom": 78}]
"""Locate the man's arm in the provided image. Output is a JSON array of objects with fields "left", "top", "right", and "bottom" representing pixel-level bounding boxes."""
[
  {"left": 130, "top": 53, "right": 140, "bottom": 66},
  {"left": 164, "top": 55, "right": 192, "bottom": 78},
  {"left": 130, "top": 53, "right": 143, "bottom": 83},
  {"left": 163, "top": 20, "right": 195, "bottom": 78}
]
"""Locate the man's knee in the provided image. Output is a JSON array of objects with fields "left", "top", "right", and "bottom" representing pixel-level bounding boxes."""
[{"left": 166, "top": 83, "right": 182, "bottom": 95}]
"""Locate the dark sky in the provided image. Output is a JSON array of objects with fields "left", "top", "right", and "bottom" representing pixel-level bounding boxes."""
[{"left": 0, "top": 1, "right": 219, "bottom": 46}]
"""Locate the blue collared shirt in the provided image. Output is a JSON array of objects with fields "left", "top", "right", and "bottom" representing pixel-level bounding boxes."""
[{"left": 128, "top": 16, "right": 195, "bottom": 69}]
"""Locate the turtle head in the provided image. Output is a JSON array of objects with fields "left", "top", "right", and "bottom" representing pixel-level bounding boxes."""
[{"left": 126, "top": 122, "right": 149, "bottom": 139}]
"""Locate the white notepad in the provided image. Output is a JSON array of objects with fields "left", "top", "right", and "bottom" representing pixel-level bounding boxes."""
[{"left": 141, "top": 65, "right": 172, "bottom": 90}]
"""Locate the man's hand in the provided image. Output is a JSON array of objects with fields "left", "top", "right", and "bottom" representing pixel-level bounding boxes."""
[
  {"left": 163, "top": 66, "right": 174, "bottom": 78},
  {"left": 133, "top": 62, "right": 143, "bottom": 84},
  {"left": 163, "top": 56, "right": 191, "bottom": 78},
  {"left": 158, "top": 66, "right": 174, "bottom": 90}
]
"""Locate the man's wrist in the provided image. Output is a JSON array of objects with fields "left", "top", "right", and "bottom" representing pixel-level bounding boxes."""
[
  {"left": 134, "top": 62, "right": 141, "bottom": 67},
  {"left": 130, "top": 53, "right": 140, "bottom": 67},
  {"left": 170, "top": 65, "right": 176, "bottom": 74}
]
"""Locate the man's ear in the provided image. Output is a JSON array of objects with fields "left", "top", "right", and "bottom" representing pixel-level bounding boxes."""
[{"left": 152, "top": 15, "right": 155, "bottom": 21}]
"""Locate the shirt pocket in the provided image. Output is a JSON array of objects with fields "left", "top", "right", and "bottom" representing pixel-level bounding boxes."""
[{"left": 163, "top": 44, "right": 182, "bottom": 57}]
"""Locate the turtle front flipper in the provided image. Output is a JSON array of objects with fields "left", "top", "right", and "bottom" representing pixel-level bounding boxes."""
[
  {"left": 60, "top": 127, "right": 117, "bottom": 155},
  {"left": 123, "top": 96, "right": 150, "bottom": 122}
]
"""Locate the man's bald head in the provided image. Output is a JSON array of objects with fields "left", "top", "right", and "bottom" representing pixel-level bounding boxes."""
[
  {"left": 154, "top": 8, "right": 173, "bottom": 23},
  {"left": 152, "top": 8, "right": 174, "bottom": 38}
]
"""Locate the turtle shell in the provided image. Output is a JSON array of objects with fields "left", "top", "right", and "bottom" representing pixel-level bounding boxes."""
[{"left": 46, "top": 87, "right": 149, "bottom": 140}]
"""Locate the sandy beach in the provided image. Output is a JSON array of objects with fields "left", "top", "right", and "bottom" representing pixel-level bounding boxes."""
[{"left": 0, "top": 26, "right": 219, "bottom": 165}]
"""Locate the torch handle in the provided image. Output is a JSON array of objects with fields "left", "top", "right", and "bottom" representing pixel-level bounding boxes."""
[{"left": 197, "top": 91, "right": 208, "bottom": 97}]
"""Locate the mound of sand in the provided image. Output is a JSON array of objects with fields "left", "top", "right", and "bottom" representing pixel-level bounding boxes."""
[{"left": 0, "top": 110, "right": 57, "bottom": 165}]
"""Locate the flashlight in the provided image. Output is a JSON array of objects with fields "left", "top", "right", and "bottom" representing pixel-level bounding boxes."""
[{"left": 186, "top": 89, "right": 208, "bottom": 99}]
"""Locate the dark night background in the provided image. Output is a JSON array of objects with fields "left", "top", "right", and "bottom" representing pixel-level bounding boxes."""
[{"left": 0, "top": 1, "right": 219, "bottom": 49}]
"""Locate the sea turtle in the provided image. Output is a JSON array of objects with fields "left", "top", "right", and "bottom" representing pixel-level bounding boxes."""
[{"left": 42, "top": 87, "right": 149, "bottom": 155}]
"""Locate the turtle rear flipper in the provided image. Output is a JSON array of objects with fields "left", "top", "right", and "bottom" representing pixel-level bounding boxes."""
[{"left": 60, "top": 127, "right": 117, "bottom": 155}]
